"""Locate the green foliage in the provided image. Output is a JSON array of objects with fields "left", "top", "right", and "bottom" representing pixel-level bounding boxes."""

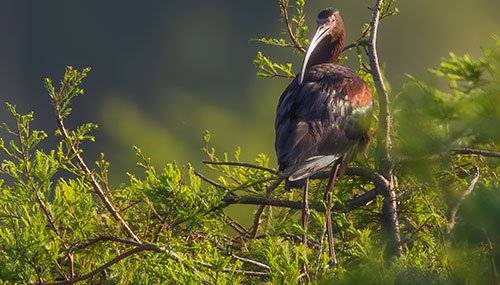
[
  {"left": 0, "top": 1, "right": 499, "bottom": 284},
  {"left": 253, "top": 52, "right": 295, "bottom": 79}
]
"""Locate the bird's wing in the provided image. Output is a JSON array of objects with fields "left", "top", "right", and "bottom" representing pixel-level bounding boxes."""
[{"left": 275, "top": 64, "right": 372, "bottom": 178}]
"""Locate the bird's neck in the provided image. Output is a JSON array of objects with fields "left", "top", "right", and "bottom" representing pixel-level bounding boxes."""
[
  {"left": 329, "top": 35, "right": 345, "bottom": 63},
  {"left": 306, "top": 34, "right": 345, "bottom": 68}
]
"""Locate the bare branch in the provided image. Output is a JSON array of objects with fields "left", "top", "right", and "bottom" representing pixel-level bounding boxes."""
[
  {"left": 73, "top": 235, "right": 143, "bottom": 250},
  {"left": 251, "top": 204, "right": 266, "bottom": 238},
  {"left": 250, "top": 177, "right": 284, "bottom": 237},
  {"left": 447, "top": 166, "right": 480, "bottom": 233},
  {"left": 224, "top": 187, "right": 380, "bottom": 213},
  {"left": 311, "top": 166, "right": 390, "bottom": 190},
  {"left": 368, "top": 0, "right": 402, "bottom": 258},
  {"left": 44, "top": 244, "right": 161, "bottom": 285},
  {"left": 193, "top": 169, "right": 228, "bottom": 189},
  {"left": 203, "top": 160, "right": 280, "bottom": 175},
  {"left": 231, "top": 253, "right": 271, "bottom": 271},
  {"left": 51, "top": 237, "right": 269, "bottom": 284},
  {"left": 451, "top": 148, "right": 500, "bottom": 159},
  {"left": 344, "top": 39, "right": 370, "bottom": 51}
]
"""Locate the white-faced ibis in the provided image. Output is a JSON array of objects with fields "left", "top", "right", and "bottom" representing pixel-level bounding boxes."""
[{"left": 275, "top": 8, "right": 372, "bottom": 266}]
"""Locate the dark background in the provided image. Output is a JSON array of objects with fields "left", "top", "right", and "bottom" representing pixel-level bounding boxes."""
[{"left": 1, "top": 1, "right": 499, "bottom": 183}]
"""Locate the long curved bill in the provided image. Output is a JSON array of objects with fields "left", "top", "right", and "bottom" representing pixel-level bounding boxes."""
[{"left": 298, "top": 24, "right": 331, "bottom": 85}]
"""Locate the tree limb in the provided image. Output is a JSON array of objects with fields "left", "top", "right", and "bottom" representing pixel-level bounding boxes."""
[
  {"left": 451, "top": 148, "right": 500, "bottom": 159},
  {"left": 223, "top": 187, "right": 380, "bottom": 213},
  {"left": 368, "top": 0, "right": 403, "bottom": 258}
]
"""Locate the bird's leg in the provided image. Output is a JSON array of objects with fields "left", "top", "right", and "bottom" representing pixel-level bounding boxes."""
[
  {"left": 324, "top": 163, "right": 340, "bottom": 267},
  {"left": 301, "top": 178, "right": 310, "bottom": 278}
]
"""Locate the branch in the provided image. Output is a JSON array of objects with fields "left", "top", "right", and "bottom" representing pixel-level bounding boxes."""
[
  {"left": 44, "top": 244, "right": 161, "bottom": 285},
  {"left": 311, "top": 166, "right": 390, "bottom": 190},
  {"left": 62, "top": 237, "right": 269, "bottom": 283},
  {"left": 369, "top": 0, "right": 391, "bottom": 167},
  {"left": 231, "top": 254, "right": 271, "bottom": 271},
  {"left": 279, "top": 0, "right": 307, "bottom": 54},
  {"left": 250, "top": 177, "right": 284, "bottom": 237},
  {"left": 368, "top": 0, "right": 402, "bottom": 258},
  {"left": 344, "top": 39, "right": 370, "bottom": 51},
  {"left": 224, "top": 187, "right": 380, "bottom": 213},
  {"left": 203, "top": 161, "right": 280, "bottom": 175},
  {"left": 447, "top": 166, "right": 480, "bottom": 233},
  {"left": 73, "top": 235, "right": 142, "bottom": 250},
  {"left": 451, "top": 148, "right": 500, "bottom": 159},
  {"left": 13, "top": 113, "right": 61, "bottom": 238},
  {"left": 53, "top": 109, "right": 140, "bottom": 243}
]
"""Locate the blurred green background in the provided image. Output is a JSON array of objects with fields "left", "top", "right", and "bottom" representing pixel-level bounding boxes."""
[{"left": 1, "top": 1, "right": 499, "bottom": 183}]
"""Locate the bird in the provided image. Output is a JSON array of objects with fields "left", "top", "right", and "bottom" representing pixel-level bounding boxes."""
[{"left": 274, "top": 8, "right": 372, "bottom": 266}]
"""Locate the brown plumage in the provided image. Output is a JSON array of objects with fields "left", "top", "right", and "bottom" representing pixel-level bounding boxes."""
[
  {"left": 274, "top": 8, "right": 372, "bottom": 266},
  {"left": 275, "top": 8, "right": 372, "bottom": 189}
]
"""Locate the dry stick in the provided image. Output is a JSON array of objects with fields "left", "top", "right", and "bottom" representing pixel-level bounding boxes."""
[
  {"left": 447, "top": 166, "right": 480, "bottom": 233},
  {"left": 367, "top": 0, "right": 403, "bottom": 258},
  {"left": 53, "top": 110, "right": 140, "bottom": 243},
  {"left": 231, "top": 253, "right": 272, "bottom": 271}
]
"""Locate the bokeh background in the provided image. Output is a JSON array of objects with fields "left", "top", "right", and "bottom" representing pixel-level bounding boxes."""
[{"left": 1, "top": 0, "right": 499, "bottom": 183}]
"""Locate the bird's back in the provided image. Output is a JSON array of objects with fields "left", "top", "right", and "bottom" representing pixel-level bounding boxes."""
[{"left": 275, "top": 63, "right": 372, "bottom": 188}]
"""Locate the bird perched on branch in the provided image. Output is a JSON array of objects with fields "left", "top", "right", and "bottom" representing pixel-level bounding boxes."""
[{"left": 274, "top": 8, "right": 372, "bottom": 266}]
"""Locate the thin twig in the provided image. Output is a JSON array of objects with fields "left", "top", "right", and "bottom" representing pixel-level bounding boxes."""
[
  {"left": 202, "top": 161, "right": 280, "bottom": 175},
  {"left": 312, "top": 166, "right": 389, "bottom": 190},
  {"left": 344, "top": 39, "right": 370, "bottom": 51},
  {"left": 223, "top": 213, "right": 251, "bottom": 236},
  {"left": 447, "top": 166, "right": 480, "bottom": 233},
  {"left": 279, "top": 0, "right": 307, "bottom": 54},
  {"left": 250, "top": 177, "right": 284, "bottom": 237},
  {"left": 193, "top": 169, "right": 227, "bottom": 189},
  {"left": 14, "top": 115, "right": 61, "bottom": 238},
  {"left": 231, "top": 254, "right": 272, "bottom": 271},
  {"left": 52, "top": 237, "right": 269, "bottom": 284},
  {"left": 73, "top": 235, "right": 142, "bottom": 250},
  {"left": 451, "top": 148, "right": 500, "bottom": 159},
  {"left": 251, "top": 204, "right": 266, "bottom": 238},
  {"left": 44, "top": 244, "right": 161, "bottom": 285},
  {"left": 53, "top": 109, "right": 140, "bottom": 243}
]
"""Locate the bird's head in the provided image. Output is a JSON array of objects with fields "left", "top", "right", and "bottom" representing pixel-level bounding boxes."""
[{"left": 299, "top": 8, "right": 346, "bottom": 85}]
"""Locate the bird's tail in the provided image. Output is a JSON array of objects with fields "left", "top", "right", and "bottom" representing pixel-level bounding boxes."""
[{"left": 287, "top": 155, "right": 341, "bottom": 182}]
